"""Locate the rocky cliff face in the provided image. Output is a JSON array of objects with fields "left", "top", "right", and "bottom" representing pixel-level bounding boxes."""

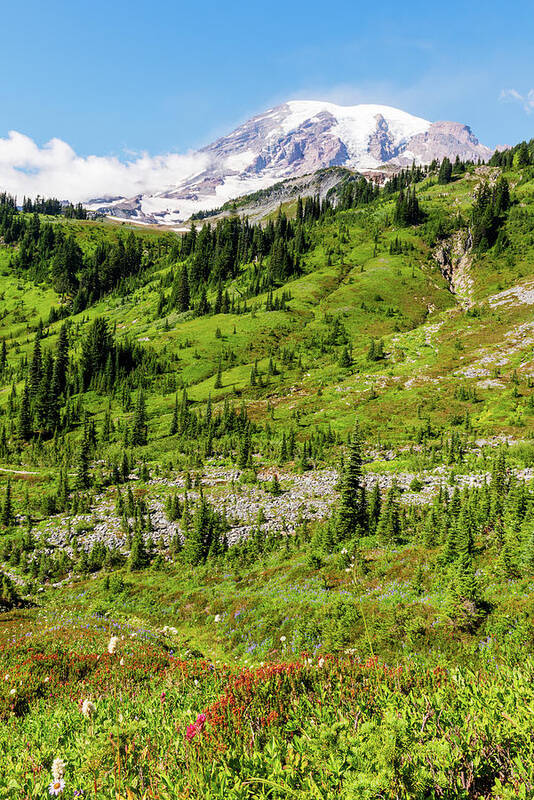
[
  {"left": 87, "top": 101, "right": 492, "bottom": 225},
  {"left": 435, "top": 228, "right": 475, "bottom": 307},
  {"left": 397, "top": 121, "right": 492, "bottom": 165}
]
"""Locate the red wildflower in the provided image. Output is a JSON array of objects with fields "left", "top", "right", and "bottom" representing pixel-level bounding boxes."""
[{"left": 186, "top": 712, "right": 207, "bottom": 741}]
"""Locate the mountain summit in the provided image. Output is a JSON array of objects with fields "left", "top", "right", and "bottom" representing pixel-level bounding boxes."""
[{"left": 89, "top": 101, "right": 492, "bottom": 224}]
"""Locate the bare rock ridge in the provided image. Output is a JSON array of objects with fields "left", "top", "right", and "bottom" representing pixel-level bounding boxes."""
[
  {"left": 400, "top": 121, "right": 492, "bottom": 165},
  {"left": 87, "top": 101, "right": 492, "bottom": 225}
]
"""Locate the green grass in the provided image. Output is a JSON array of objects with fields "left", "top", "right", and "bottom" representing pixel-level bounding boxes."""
[
  {"left": 2, "top": 162, "right": 534, "bottom": 796},
  {"left": 2, "top": 165, "right": 534, "bottom": 453}
]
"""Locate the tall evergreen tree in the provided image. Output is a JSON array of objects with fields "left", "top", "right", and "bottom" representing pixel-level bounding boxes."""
[
  {"left": 169, "top": 394, "right": 179, "bottom": 436},
  {"left": 237, "top": 427, "right": 252, "bottom": 469},
  {"left": 54, "top": 323, "right": 69, "bottom": 396},
  {"left": 129, "top": 529, "right": 148, "bottom": 570},
  {"left": 1, "top": 480, "right": 13, "bottom": 527},
  {"left": 76, "top": 424, "right": 91, "bottom": 489},
  {"left": 29, "top": 331, "right": 43, "bottom": 397},
  {"left": 0, "top": 340, "right": 7, "bottom": 373},
  {"left": 335, "top": 422, "right": 366, "bottom": 540},
  {"left": 183, "top": 498, "right": 210, "bottom": 566},
  {"left": 214, "top": 360, "right": 223, "bottom": 389},
  {"left": 34, "top": 351, "right": 53, "bottom": 433},
  {"left": 376, "top": 486, "right": 401, "bottom": 544},
  {"left": 176, "top": 265, "right": 190, "bottom": 312},
  {"left": 131, "top": 392, "right": 148, "bottom": 446},
  {"left": 438, "top": 157, "right": 453, "bottom": 184},
  {"left": 0, "top": 570, "right": 18, "bottom": 608},
  {"left": 18, "top": 382, "right": 32, "bottom": 441},
  {"left": 368, "top": 481, "right": 382, "bottom": 532}
]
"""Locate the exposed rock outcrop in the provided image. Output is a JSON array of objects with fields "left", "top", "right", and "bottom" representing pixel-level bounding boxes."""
[
  {"left": 398, "top": 121, "right": 493, "bottom": 165},
  {"left": 435, "top": 228, "right": 474, "bottom": 306}
]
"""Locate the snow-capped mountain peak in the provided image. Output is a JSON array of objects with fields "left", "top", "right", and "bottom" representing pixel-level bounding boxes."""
[
  {"left": 88, "top": 100, "right": 491, "bottom": 225},
  {"left": 277, "top": 100, "right": 431, "bottom": 151}
]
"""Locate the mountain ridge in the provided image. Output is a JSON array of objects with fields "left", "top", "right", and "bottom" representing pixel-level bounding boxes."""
[{"left": 87, "top": 100, "right": 492, "bottom": 225}]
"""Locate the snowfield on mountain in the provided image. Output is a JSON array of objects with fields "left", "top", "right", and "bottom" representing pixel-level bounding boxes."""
[{"left": 87, "top": 100, "right": 492, "bottom": 224}]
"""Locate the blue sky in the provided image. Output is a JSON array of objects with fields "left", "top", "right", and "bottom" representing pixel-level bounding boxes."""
[
  {"left": 0, "top": 0, "right": 532, "bottom": 200},
  {"left": 3, "top": 0, "right": 534, "bottom": 152}
]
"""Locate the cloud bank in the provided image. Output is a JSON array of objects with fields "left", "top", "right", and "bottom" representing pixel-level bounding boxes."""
[
  {"left": 0, "top": 131, "right": 208, "bottom": 203},
  {"left": 500, "top": 88, "right": 534, "bottom": 114}
]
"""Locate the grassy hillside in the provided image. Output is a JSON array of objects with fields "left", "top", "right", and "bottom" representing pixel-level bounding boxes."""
[
  {"left": 1, "top": 150, "right": 534, "bottom": 797},
  {"left": 1, "top": 162, "right": 533, "bottom": 446}
]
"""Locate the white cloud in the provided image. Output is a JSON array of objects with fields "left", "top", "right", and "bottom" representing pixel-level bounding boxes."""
[
  {"left": 0, "top": 130, "right": 209, "bottom": 203},
  {"left": 499, "top": 88, "right": 534, "bottom": 113}
]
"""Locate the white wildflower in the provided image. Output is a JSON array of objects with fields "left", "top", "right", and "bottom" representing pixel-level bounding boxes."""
[
  {"left": 51, "top": 757, "right": 66, "bottom": 780},
  {"left": 107, "top": 636, "right": 119, "bottom": 655},
  {"left": 81, "top": 699, "right": 96, "bottom": 719},
  {"left": 48, "top": 778, "right": 65, "bottom": 796}
]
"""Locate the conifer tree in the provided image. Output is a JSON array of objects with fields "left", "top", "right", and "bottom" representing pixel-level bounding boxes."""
[
  {"left": 0, "top": 571, "right": 18, "bottom": 608},
  {"left": 438, "top": 157, "right": 453, "bottom": 184},
  {"left": 270, "top": 473, "right": 282, "bottom": 496},
  {"left": 77, "top": 549, "right": 89, "bottom": 574},
  {"left": 279, "top": 432, "right": 288, "bottom": 464},
  {"left": 1, "top": 479, "right": 13, "bottom": 527},
  {"left": 214, "top": 360, "right": 223, "bottom": 389},
  {"left": 121, "top": 451, "right": 130, "bottom": 483},
  {"left": 497, "top": 539, "right": 514, "bottom": 579},
  {"left": 181, "top": 492, "right": 191, "bottom": 536},
  {"left": 376, "top": 487, "right": 401, "bottom": 544},
  {"left": 452, "top": 547, "right": 478, "bottom": 605},
  {"left": 48, "top": 359, "right": 62, "bottom": 433},
  {"left": 196, "top": 286, "right": 209, "bottom": 315},
  {"left": 0, "top": 340, "right": 7, "bottom": 374},
  {"left": 515, "top": 141, "right": 530, "bottom": 167},
  {"left": 131, "top": 392, "right": 148, "bottom": 446},
  {"left": 205, "top": 427, "right": 213, "bottom": 458},
  {"left": 339, "top": 346, "right": 351, "bottom": 368},
  {"left": 29, "top": 331, "right": 43, "bottom": 397},
  {"left": 34, "top": 351, "right": 53, "bottom": 433},
  {"left": 491, "top": 450, "right": 508, "bottom": 497},
  {"left": 335, "top": 422, "right": 366, "bottom": 540},
  {"left": 169, "top": 394, "right": 179, "bottom": 435},
  {"left": 238, "top": 427, "right": 252, "bottom": 470},
  {"left": 129, "top": 529, "right": 148, "bottom": 570},
  {"left": 368, "top": 481, "right": 381, "bottom": 532},
  {"left": 76, "top": 425, "right": 91, "bottom": 489},
  {"left": 18, "top": 382, "right": 32, "bottom": 441},
  {"left": 54, "top": 323, "right": 69, "bottom": 396},
  {"left": 176, "top": 265, "right": 190, "bottom": 312},
  {"left": 183, "top": 498, "right": 209, "bottom": 566},
  {"left": 102, "top": 403, "right": 112, "bottom": 442}
]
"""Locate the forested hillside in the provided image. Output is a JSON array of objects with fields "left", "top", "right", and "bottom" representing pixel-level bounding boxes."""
[{"left": 1, "top": 141, "right": 534, "bottom": 798}]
